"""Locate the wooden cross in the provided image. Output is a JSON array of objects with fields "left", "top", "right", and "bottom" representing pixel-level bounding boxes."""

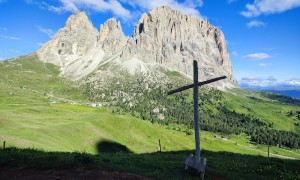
[{"left": 167, "top": 60, "right": 226, "bottom": 177}]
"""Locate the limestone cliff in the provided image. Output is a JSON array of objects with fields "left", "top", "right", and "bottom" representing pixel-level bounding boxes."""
[
  {"left": 38, "top": 11, "right": 98, "bottom": 67},
  {"left": 121, "top": 6, "right": 237, "bottom": 88},
  {"left": 99, "top": 18, "right": 128, "bottom": 53},
  {"left": 37, "top": 7, "right": 238, "bottom": 88}
]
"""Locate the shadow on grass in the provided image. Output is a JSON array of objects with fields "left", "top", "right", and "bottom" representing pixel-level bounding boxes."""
[
  {"left": 96, "top": 140, "right": 132, "bottom": 153},
  {"left": 0, "top": 147, "right": 299, "bottom": 180}
]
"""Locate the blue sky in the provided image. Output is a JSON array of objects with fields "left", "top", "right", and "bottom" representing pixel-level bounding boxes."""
[{"left": 0, "top": 0, "right": 299, "bottom": 88}]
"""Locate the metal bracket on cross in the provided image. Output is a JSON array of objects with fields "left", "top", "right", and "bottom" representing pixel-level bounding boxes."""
[
  {"left": 167, "top": 60, "right": 226, "bottom": 179},
  {"left": 185, "top": 153, "right": 207, "bottom": 178}
]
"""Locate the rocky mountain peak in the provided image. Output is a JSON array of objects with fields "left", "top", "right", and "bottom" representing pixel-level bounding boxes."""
[
  {"left": 99, "top": 18, "right": 128, "bottom": 52},
  {"left": 121, "top": 6, "right": 238, "bottom": 88},
  {"left": 65, "top": 11, "right": 95, "bottom": 31},
  {"left": 37, "top": 11, "right": 101, "bottom": 80},
  {"left": 100, "top": 18, "right": 122, "bottom": 40},
  {"left": 37, "top": 6, "right": 238, "bottom": 89}
]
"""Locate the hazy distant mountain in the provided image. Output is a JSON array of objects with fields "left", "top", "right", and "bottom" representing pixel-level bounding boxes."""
[
  {"left": 240, "top": 83, "right": 300, "bottom": 99},
  {"left": 262, "top": 89, "right": 300, "bottom": 99}
]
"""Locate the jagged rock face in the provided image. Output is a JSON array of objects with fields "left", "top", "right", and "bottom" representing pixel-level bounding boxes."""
[
  {"left": 99, "top": 18, "right": 128, "bottom": 53},
  {"left": 37, "top": 12, "right": 99, "bottom": 67},
  {"left": 37, "top": 7, "right": 238, "bottom": 88},
  {"left": 121, "top": 6, "right": 237, "bottom": 88},
  {"left": 37, "top": 11, "right": 106, "bottom": 80}
]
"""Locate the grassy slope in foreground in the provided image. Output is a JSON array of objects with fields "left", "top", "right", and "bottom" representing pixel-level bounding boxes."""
[
  {"left": 1, "top": 147, "right": 300, "bottom": 180},
  {"left": 0, "top": 55, "right": 299, "bottom": 157},
  {"left": 0, "top": 103, "right": 300, "bottom": 159},
  {"left": 0, "top": 55, "right": 300, "bottom": 179},
  {"left": 0, "top": 104, "right": 300, "bottom": 179}
]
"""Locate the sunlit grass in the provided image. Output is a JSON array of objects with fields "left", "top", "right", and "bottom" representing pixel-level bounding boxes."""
[
  {"left": 224, "top": 89, "right": 300, "bottom": 132},
  {"left": 0, "top": 103, "right": 299, "bottom": 160}
]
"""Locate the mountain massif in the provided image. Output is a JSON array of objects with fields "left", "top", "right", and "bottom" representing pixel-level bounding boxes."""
[
  {"left": 37, "top": 6, "right": 238, "bottom": 89},
  {"left": 1, "top": 6, "right": 300, "bottom": 179}
]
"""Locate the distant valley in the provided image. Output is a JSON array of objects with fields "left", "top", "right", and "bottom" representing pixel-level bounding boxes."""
[
  {"left": 262, "top": 89, "right": 300, "bottom": 99},
  {"left": 241, "top": 86, "right": 300, "bottom": 99}
]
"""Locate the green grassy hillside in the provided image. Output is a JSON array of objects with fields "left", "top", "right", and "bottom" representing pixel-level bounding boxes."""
[
  {"left": 0, "top": 55, "right": 299, "bottom": 155},
  {"left": 0, "top": 54, "right": 86, "bottom": 105},
  {"left": 224, "top": 89, "right": 300, "bottom": 133},
  {"left": 1, "top": 147, "right": 300, "bottom": 179},
  {"left": 1, "top": 103, "right": 299, "bottom": 159},
  {"left": 1, "top": 104, "right": 300, "bottom": 179},
  {"left": 0, "top": 55, "right": 300, "bottom": 179}
]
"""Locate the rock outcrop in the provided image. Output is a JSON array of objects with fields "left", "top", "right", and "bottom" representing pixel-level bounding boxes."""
[
  {"left": 37, "top": 6, "right": 238, "bottom": 88},
  {"left": 121, "top": 7, "right": 237, "bottom": 88},
  {"left": 99, "top": 18, "right": 128, "bottom": 53},
  {"left": 38, "top": 11, "right": 99, "bottom": 67}
]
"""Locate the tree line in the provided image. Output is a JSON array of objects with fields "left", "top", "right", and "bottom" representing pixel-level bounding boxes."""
[{"left": 85, "top": 76, "right": 300, "bottom": 149}]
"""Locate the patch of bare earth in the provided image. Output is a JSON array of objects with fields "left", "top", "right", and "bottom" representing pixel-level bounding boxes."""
[{"left": 0, "top": 168, "right": 152, "bottom": 180}]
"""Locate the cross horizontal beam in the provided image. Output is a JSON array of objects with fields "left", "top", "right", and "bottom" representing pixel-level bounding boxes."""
[{"left": 167, "top": 76, "right": 227, "bottom": 95}]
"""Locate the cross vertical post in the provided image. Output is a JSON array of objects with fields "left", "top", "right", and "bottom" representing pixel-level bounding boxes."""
[
  {"left": 193, "top": 60, "right": 200, "bottom": 162},
  {"left": 268, "top": 136, "right": 270, "bottom": 158},
  {"left": 166, "top": 59, "right": 226, "bottom": 176}
]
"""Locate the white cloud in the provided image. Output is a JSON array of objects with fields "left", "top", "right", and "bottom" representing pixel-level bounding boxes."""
[
  {"left": 240, "top": 77, "right": 300, "bottom": 88},
  {"left": 241, "top": 0, "right": 300, "bottom": 17},
  {"left": 44, "top": 0, "right": 132, "bottom": 21},
  {"left": 185, "top": 0, "right": 203, "bottom": 7},
  {"left": 0, "top": 35, "right": 20, "bottom": 40},
  {"left": 125, "top": 0, "right": 203, "bottom": 18},
  {"left": 36, "top": 26, "right": 55, "bottom": 38},
  {"left": 243, "top": 53, "right": 272, "bottom": 60},
  {"left": 47, "top": 4, "right": 72, "bottom": 14},
  {"left": 37, "top": 43, "right": 44, "bottom": 46},
  {"left": 258, "top": 63, "right": 268, "bottom": 67},
  {"left": 232, "top": 51, "right": 238, "bottom": 57},
  {"left": 29, "top": 0, "right": 203, "bottom": 21},
  {"left": 247, "top": 20, "right": 266, "bottom": 28},
  {"left": 240, "top": 76, "right": 277, "bottom": 87},
  {"left": 0, "top": 27, "right": 7, "bottom": 31},
  {"left": 281, "top": 78, "right": 300, "bottom": 86},
  {"left": 9, "top": 49, "right": 20, "bottom": 53}
]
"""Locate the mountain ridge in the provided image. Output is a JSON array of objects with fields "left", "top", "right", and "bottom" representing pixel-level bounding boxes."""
[{"left": 37, "top": 6, "right": 238, "bottom": 89}]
